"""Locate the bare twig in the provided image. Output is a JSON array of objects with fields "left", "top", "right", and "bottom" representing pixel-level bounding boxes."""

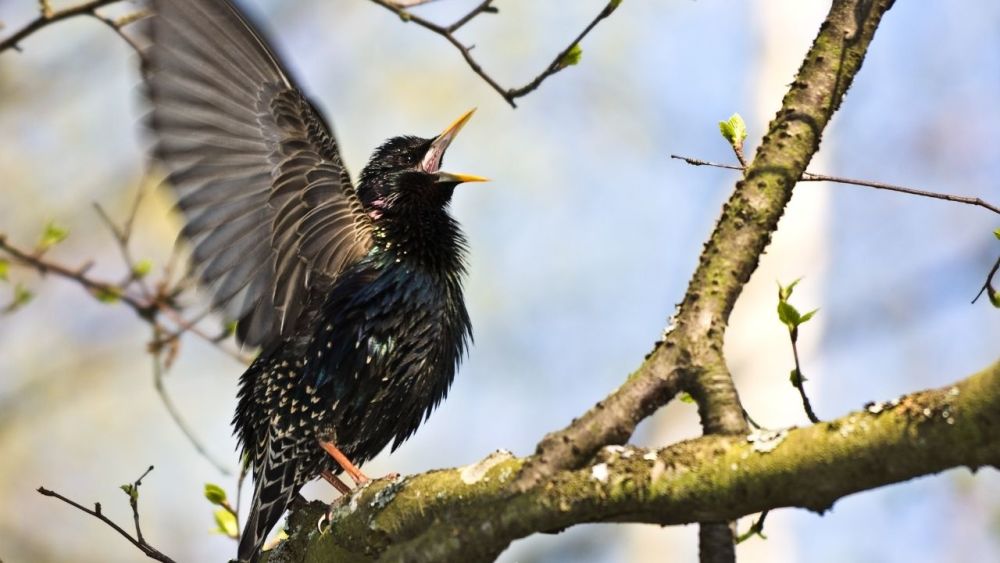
[
  {"left": 0, "top": 0, "right": 127, "bottom": 54},
  {"left": 787, "top": 329, "right": 820, "bottom": 424},
  {"left": 1, "top": 202, "right": 248, "bottom": 475},
  {"left": 37, "top": 467, "right": 178, "bottom": 563},
  {"left": 670, "top": 155, "right": 1000, "bottom": 216},
  {"left": 151, "top": 326, "right": 233, "bottom": 476},
  {"left": 505, "top": 3, "right": 618, "bottom": 100},
  {"left": 971, "top": 255, "right": 1000, "bottom": 305},
  {"left": 390, "top": 0, "right": 443, "bottom": 7},
  {"left": 88, "top": 8, "right": 148, "bottom": 56},
  {"left": 126, "top": 465, "right": 156, "bottom": 543},
  {"left": 235, "top": 456, "right": 249, "bottom": 523},
  {"left": 94, "top": 188, "right": 153, "bottom": 300},
  {"left": 447, "top": 0, "right": 496, "bottom": 33},
  {"left": 735, "top": 511, "right": 768, "bottom": 544},
  {"left": 368, "top": 0, "right": 620, "bottom": 107}
]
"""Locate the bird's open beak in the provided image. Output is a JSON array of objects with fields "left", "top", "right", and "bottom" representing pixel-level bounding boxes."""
[{"left": 422, "top": 108, "right": 489, "bottom": 184}]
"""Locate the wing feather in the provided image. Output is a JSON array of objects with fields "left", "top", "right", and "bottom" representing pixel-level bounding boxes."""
[{"left": 145, "top": 0, "right": 373, "bottom": 348}]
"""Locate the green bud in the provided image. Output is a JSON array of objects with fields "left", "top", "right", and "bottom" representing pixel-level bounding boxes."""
[
  {"left": 5, "top": 283, "right": 33, "bottom": 313},
  {"left": 120, "top": 483, "right": 138, "bottom": 502},
  {"left": 94, "top": 286, "right": 122, "bottom": 304},
  {"left": 559, "top": 44, "right": 583, "bottom": 69},
  {"left": 718, "top": 113, "right": 747, "bottom": 147},
  {"left": 789, "top": 369, "right": 805, "bottom": 386},
  {"left": 213, "top": 508, "right": 239, "bottom": 538},
  {"left": 132, "top": 259, "right": 153, "bottom": 278},
  {"left": 204, "top": 483, "right": 227, "bottom": 506},
  {"left": 38, "top": 220, "right": 69, "bottom": 251}
]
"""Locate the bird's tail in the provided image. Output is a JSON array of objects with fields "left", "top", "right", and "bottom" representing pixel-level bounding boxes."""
[{"left": 237, "top": 433, "right": 302, "bottom": 563}]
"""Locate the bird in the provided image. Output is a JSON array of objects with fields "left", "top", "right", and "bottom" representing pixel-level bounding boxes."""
[{"left": 140, "top": 0, "right": 484, "bottom": 560}]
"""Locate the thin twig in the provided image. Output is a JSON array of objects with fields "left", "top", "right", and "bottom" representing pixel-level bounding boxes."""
[
  {"left": 128, "top": 465, "right": 156, "bottom": 543},
  {"left": 235, "top": 460, "right": 248, "bottom": 527},
  {"left": 447, "top": 0, "right": 496, "bottom": 33},
  {"left": 88, "top": 8, "right": 148, "bottom": 55},
  {"left": 735, "top": 510, "right": 769, "bottom": 544},
  {"left": 0, "top": 232, "right": 249, "bottom": 362},
  {"left": 788, "top": 329, "right": 820, "bottom": 424},
  {"left": 971, "top": 255, "right": 1000, "bottom": 305},
  {"left": 670, "top": 154, "right": 1000, "bottom": 216},
  {"left": 0, "top": 0, "right": 126, "bottom": 54},
  {"left": 368, "top": 0, "right": 620, "bottom": 107},
  {"left": 151, "top": 326, "right": 233, "bottom": 476},
  {"left": 94, "top": 190, "right": 153, "bottom": 300},
  {"left": 506, "top": 2, "right": 620, "bottom": 100},
  {"left": 0, "top": 234, "right": 152, "bottom": 315},
  {"left": 37, "top": 467, "right": 178, "bottom": 563},
  {"left": 390, "top": 0, "right": 443, "bottom": 7}
]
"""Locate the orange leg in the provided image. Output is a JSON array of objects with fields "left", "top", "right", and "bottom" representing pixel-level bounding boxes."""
[
  {"left": 319, "top": 441, "right": 370, "bottom": 486},
  {"left": 320, "top": 469, "right": 352, "bottom": 495}
]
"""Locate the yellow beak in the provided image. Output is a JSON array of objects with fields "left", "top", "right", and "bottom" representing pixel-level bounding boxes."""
[{"left": 424, "top": 108, "right": 489, "bottom": 184}]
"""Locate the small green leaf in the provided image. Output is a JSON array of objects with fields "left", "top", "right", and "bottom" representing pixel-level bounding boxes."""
[
  {"left": 204, "top": 483, "right": 227, "bottom": 506},
  {"left": 559, "top": 44, "right": 583, "bottom": 69},
  {"left": 5, "top": 283, "right": 33, "bottom": 313},
  {"left": 994, "top": 227, "right": 1000, "bottom": 240},
  {"left": 132, "top": 259, "right": 153, "bottom": 278},
  {"left": 0, "top": 259, "right": 8, "bottom": 282},
  {"left": 777, "top": 278, "right": 801, "bottom": 302},
  {"left": 38, "top": 220, "right": 69, "bottom": 251},
  {"left": 798, "top": 308, "right": 820, "bottom": 324},
  {"left": 789, "top": 369, "right": 805, "bottom": 386},
  {"left": 989, "top": 288, "right": 1000, "bottom": 309},
  {"left": 120, "top": 483, "right": 138, "bottom": 502},
  {"left": 678, "top": 392, "right": 695, "bottom": 404},
  {"left": 718, "top": 113, "right": 747, "bottom": 147},
  {"left": 777, "top": 301, "right": 801, "bottom": 328},
  {"left": 94, "top": 286, "right": 122, "bottom": 304},
  {"left": 213, "top": 508, "right": 239, "bottom": 538}
]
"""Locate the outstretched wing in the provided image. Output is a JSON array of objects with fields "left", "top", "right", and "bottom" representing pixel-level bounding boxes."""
[{"left": 143, "top": 0, "right": 372, "bottom": 348}]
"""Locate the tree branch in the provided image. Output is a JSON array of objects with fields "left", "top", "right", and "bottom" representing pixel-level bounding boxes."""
[
  {"left": 1, "top": 204, "right": 245, "bottom": 476},
  {"left": 367, "top": 0, "right": 621, "bottom": 108},
  {"left": 0, "top": 0, "right": 127, "bottom": 54},
  {"left": 669, "top": 155, "right": 1000, "bottom": 216},
  {"left": 38, "top": 466, "right": 177, "bottom": 563},
  {"left": 515, "top": 0, "right": 898, "bottom": 492},
  {"left": 267, "top": 359, "right": 1000, "bottom": 562}
]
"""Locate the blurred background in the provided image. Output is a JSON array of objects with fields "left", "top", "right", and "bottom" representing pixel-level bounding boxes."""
[{"left": 1, "top": 0, "right": 998, "bottom": 561}]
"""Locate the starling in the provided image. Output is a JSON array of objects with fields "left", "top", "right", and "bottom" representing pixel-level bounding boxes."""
[{"left": 142, "top": 0, "right": 483, "bottom": 560}]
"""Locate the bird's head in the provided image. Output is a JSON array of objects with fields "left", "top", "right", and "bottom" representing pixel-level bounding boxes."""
[{"left": 359, "top": 109, "right": 487, "bottom": 213}]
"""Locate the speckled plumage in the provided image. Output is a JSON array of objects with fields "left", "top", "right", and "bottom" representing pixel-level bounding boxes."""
[
  {"left": 234, "top": 183, "right": 472, "bottom": 561},
  {"left": 140, "top": 1, "right": 477, "bottom": 561}
]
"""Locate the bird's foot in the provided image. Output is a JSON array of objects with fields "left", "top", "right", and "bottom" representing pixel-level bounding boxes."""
[
  {"left": 320, "top": 469, "right": 353, "bottom": 495},
  {"left": 319, "top": 441, "right": 371, "bottom": 486}
]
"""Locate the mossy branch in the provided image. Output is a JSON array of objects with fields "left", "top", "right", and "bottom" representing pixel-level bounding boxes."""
[{"left": 266, "top": 359, "right": 1000, "bottom": 563}]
